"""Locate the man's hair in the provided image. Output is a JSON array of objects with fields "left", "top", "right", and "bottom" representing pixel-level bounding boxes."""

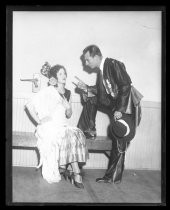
[{"left": 83, "top": 45, "right": 102, "bottom": 57}]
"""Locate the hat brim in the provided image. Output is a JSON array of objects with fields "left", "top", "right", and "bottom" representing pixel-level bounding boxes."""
[{"left": 110, "top": 118, "right": 129, "bottom": 139}]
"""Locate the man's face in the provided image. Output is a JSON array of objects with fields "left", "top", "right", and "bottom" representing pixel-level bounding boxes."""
[{"left": 84, "top": 51, "right": 98, "bottom": 69}]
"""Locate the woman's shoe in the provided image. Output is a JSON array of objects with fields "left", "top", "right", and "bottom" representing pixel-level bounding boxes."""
[
  {"left": 63, "top": 169, "right": 72, "bottom": 181},
  {"left": 70, "top": 172, "right": 84, "bottom": 189}
]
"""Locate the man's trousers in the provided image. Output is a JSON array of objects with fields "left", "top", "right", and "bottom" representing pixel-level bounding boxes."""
[{"left": 77, "top": 96, "right": 135, "bottom": 183}]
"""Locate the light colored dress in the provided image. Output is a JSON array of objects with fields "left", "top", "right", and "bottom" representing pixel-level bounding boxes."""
[{"left": 27, "top": 86, "right": 89, "bottom": 184}]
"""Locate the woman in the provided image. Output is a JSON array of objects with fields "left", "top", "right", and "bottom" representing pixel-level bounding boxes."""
[{"left": 25, "top": 63, "right": 89, "bottom": 189}]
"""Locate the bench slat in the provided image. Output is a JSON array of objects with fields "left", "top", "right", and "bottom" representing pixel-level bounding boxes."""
[
  {"left": 12, "top": 131, "right": 112, "bottom": 151},
  {"left": 13, "top": 131, "right": 37, "bottom": 147}
]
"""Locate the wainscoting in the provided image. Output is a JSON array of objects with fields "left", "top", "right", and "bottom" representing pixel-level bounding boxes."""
[{"left": 12, "top": 96, "right": 161, "bottom": 170}]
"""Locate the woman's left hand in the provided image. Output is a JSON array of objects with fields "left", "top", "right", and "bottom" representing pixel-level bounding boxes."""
[
  {"left": 62, "top": 96, "right": 71, "bottom": 110},
  {"left": 40, "top": 116, "right": 52, "bottom": 124}
]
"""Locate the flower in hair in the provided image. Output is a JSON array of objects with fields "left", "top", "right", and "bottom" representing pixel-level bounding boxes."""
[{"left": 41, "top": 62, "right": 51, "bottom": 78}]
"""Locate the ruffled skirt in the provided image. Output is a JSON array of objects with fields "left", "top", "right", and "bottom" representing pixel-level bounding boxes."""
[{"left": 35, "top": 122, "right": 89, "bottom": 184}]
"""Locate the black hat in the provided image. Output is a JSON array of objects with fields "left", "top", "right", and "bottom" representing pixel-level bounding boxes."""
[{"left": 110, "top": 117, "right": 130, "bottom": 139}]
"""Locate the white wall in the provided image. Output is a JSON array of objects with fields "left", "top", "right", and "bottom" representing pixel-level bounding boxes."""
[
  {"left": 13, "top": 11, "right": 161, "bottom": 102},
  {"left": 12, "top": 99, "right": 161, "bottom": 170}
]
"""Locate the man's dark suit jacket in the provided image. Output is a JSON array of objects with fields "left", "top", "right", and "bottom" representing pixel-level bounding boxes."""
[{"left": 87, "top": 58, "right": 143, "bottom": 127}]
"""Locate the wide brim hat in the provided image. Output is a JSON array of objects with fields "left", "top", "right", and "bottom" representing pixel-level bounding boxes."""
[{"left": 110, "top": 117, "right": 130, "bottom": 139}]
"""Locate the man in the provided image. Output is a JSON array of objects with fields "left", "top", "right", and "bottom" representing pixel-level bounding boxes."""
[{"left": 76, "top": 45, "right": 143, "bottom": 184}]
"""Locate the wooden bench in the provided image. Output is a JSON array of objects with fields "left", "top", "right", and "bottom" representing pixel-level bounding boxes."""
[{"left": 12, "top": 131, "right": 112, "bottom": 161}]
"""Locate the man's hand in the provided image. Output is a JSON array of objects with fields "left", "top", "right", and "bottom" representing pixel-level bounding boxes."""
[
  {"left": 76, "top": 81, "right": 87, "bottom": 92},
  {"left": 114, "top": 111, "right": 122, "bottom": 120},
  {"left": 74, "top": 76, "right": 88, "bottom": 92}
]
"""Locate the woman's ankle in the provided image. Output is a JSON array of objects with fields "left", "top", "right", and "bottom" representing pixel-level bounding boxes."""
[{"left": 74, "top": 174, "right": 82, "bottom": 183}]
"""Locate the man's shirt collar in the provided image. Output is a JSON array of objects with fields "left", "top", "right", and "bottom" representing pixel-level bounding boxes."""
[{"left": 100, "top": 57, "right": 106, "bottom": 74}]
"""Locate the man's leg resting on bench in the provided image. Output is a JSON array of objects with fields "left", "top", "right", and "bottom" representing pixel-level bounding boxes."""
[{"left": 77, "top": 96, "right": 97, "bottom": 139}]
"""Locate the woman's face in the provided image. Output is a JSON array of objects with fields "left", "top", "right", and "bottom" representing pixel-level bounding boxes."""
[{"left": 56, "top": 68, "right": 67, "bottom": 84}]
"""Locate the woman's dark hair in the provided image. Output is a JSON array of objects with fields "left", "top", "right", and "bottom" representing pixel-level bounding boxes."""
[
  {"left": 83, "top": 45, "right": 102, "bottom": 57},
  {"left": 41, "top": 62, "right": 67, "bottom": 79},
  {"left": 49, "top": 65, "right": 67, "bottom": 79}
]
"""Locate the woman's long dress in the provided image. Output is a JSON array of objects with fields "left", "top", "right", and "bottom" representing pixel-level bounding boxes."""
[{"left": 27, "top": 86, "right": 89, "bottom": 184}]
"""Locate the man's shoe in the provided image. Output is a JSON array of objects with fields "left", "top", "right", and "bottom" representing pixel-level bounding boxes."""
[
  {"left": 85, "top": 132, "right": 96, "bottom": 139},
  {"left": 84, "top": 130, "right": 96, "bottom": 139},
  {"left": 96, "top": 177, "right": 113, "bottom": 183},
  {"left": 114, "top": 180, "right": 121, "bottom": 184}
]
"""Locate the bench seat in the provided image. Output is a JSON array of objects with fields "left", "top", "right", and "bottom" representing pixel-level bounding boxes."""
[{"left": 12, "top": 131, "right": 112, "bottom": 151}]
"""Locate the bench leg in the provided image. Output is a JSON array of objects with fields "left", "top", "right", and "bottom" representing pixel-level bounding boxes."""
[
  {"left": 103, "top": 151, "right": 111, "bottom": 159},
  {"left": 35, "top": 147, "right": 40, "bottom": 169}
]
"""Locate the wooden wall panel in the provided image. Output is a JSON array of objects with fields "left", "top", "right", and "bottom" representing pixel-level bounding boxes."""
[{"left": 12, "top": 97, "right": 161, "bottom": 170}]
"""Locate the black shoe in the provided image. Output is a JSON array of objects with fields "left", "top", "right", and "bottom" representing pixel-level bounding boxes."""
[
  {"left": 96, "top": 177, "right": 113, "bottom": 183},
  {"left": 114, "top": 180, "right": 121, "bottom": 184},
  {"left": 84, "top": 130, "right": 97, "bottom": 139},
  {"left": 70, "top": 172, "right": 84, "bottom": 189},
  {"left": 62, "top": 169, "right": 72, "bottom": 181},
  {"left": 85, "top": 133, "right": 96, "bottom": 139}
]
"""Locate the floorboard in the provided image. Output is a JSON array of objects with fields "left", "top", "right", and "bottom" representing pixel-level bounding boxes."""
[{"left": 11, "top": 167, "right": 161, "bottom": 204}]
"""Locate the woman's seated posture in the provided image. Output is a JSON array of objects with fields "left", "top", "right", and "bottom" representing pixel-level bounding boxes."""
[{"left": 25, "top": 63, "right": 89, "bottom": 189}]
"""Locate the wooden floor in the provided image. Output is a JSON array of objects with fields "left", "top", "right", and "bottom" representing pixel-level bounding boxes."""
[{"left": 11, "top": 166, "right": 161, "bottom": 205}]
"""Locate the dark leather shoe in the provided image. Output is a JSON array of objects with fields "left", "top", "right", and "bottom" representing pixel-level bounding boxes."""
[
  {"left": 96, "top": 177, "right": 113, "bottom": 183},
  {"left": 84, "top": 129, "right": 96, "bottom": 139},
  {"left": 114, "top": 180, "right": 121, "bottom": 184},
  {"left": 85, "top": 132, "right": 96, "bottom": 139}
]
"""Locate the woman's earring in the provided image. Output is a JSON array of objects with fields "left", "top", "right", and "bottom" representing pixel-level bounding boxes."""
[{"left": 49, "top": 77, "right": 57, "bottom": 86}]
